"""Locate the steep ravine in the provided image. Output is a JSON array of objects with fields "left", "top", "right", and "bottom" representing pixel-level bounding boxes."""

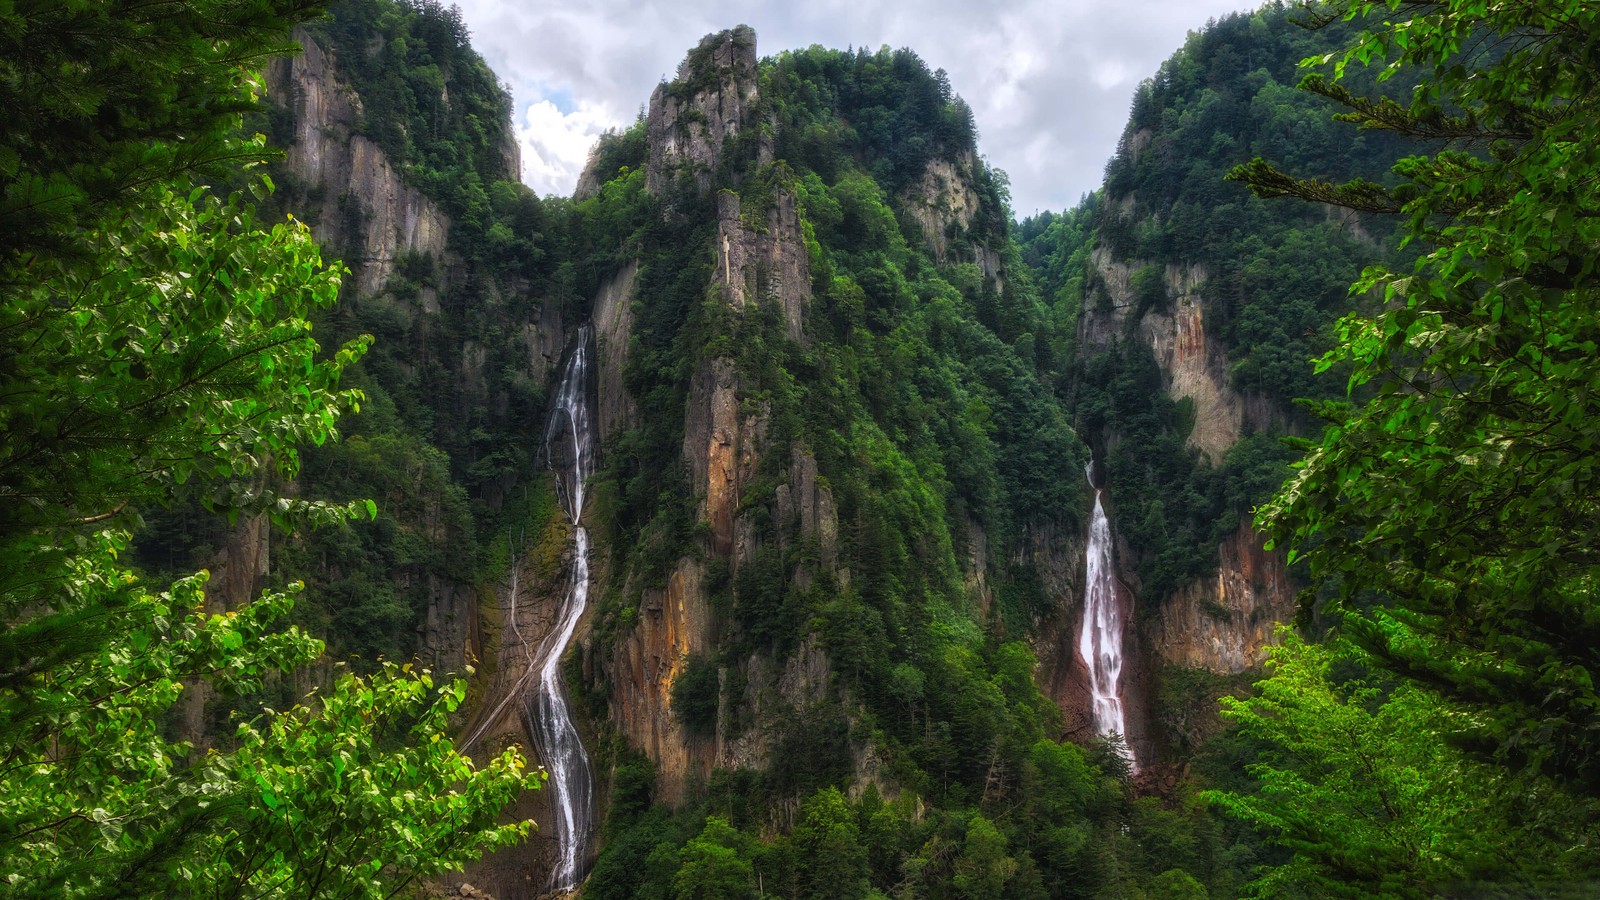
[
  {"left": 247, "top": 9, "right": 1338, "bottom": 895},
  {"left": 1078, "top": 242, "right": 1295, "bottom": 678}
]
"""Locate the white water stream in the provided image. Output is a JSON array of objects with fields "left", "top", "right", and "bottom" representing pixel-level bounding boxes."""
[
  {"left": 463, "top": 328, "right": 598, "bottom": 891},
  {"left": 1078, "top": 462, "right": 1136, "bottom": 770},
  {"left": 533, "top": 324, "right": 598, "bottom": 891}
]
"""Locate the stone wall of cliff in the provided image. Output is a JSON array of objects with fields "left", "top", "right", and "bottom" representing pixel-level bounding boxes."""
[
  {"left": 211, "top": 25, "right": 567, "bottom": 687},
  {"left": 267, "top": 29, "right": 451, "bottom": 297},
  {"left": 1075, "top": 195, "right": 1296, "bottom": 676}
]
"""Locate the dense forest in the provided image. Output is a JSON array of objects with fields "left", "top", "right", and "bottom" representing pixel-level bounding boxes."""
[{"left": 1, "top": 1, "right": 1597, "bottom": 898}]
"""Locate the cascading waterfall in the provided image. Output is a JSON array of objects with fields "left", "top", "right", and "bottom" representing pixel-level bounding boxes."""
[
  {"left": 532, "top": 325, "right": 598, "bottom": 892},
  {"left": 1079, "top": 461, "right": 1136, "bottom": 770}
]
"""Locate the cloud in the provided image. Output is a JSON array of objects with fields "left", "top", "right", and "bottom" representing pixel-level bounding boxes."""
[
  {"left": 515, "top": 98, "right": 620, "bottom": 198},
  {"left": 452, "top": 0, "right": 1261, "bottom": 214}
]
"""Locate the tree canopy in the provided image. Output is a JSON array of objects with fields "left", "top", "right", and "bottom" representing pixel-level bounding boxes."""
[
  {"left": 1213, "top": 0, "right": 1600, "bottom": 892},
  {"left": 0, "top": 2, "right": 535, "bottom": 894}
]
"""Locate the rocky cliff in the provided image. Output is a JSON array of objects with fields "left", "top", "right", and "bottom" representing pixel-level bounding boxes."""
[
  {"left": 581, "top": 29, "right": 835, "bottom": 804},
  {"left": 558, "top": 31, "right": 1129, "bottom": 841},
  {"left": 1078, "top": 232, "right": 1294, "bottom": 674},
  {"left": 267, "top": 28, "right": 451, "bottom": 297},
  {"left": 643, "top": 26, "right": 766, "bottom": 196},
  {"left": 257, "top": 14, "right": 586, "bottom": 680},
  {"left": 1146, "top": 523, "right": 1289, "bottom": 674}
]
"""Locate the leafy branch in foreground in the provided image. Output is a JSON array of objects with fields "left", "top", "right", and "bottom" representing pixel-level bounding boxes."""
[
  {"left": 1205, "top": 635, "right": 1586, "bottom": 899},
  {"left": 1215, "top": 0, "right": 1600, "bottom": 893},
  {"left": 1, "top": 2, "right": 538, "bottom": 894}
]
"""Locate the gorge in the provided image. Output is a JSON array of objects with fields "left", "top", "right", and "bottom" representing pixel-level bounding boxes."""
[
  {"left": 9, "top": 0, "right": 1598, "bottom": 896},
  {"left": 240, "top": 8, "right": 1360, "bottom": 895},
  {"left": 107, "top": 1, "right": 1454, "bottom": 896}
]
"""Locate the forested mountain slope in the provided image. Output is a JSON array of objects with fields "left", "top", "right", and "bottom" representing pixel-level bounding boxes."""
[
  {"left": 8, "top": 0, "right": 1599, "bottom": 896},
  {"left": 1018, "top": 4, "right": 1411, "bottom": 690},
  {"left": 208, "top": 4, "right": 1273, "bottom": 893},
  {"left": 113, "top": 2, "right": 1445, "bottom": 897}
]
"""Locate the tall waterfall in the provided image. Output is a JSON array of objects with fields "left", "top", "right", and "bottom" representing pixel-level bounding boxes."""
[
  {"left": 1079, "top": 462, "right": 1136, "bottom": 770},
  {"left": 533, "top": 325, "right": 598, "bottom": 891}
]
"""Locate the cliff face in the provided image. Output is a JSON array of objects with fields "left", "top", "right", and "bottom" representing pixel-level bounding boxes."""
[
  {"left": 901, "top": 154, "right": 984, "bottom": 266},
  {"left": 643, "top": 26, "right": 765, "bottom": 195},
  {"left": 1080, "top": 247, "right": 1276, "bottom": 463},
  {"left": 715, "top": 189, "right": 811, "bottom": 343},
  {"left": 267, "top": 29, "right": 450, "bottom": 297},
  {"left": 578, "top": 27, "right": 1090, "bottom": 810},
  {"left": 1147, "top": 523, "right": 1289, "bottom": 674},
  {"left": 1045, "top": 7, "right": 1407, "bottom": 684},
  {"left": 222, "top": 22, "right": 571, "bottom": 696},
  {"left": 592, "top": 262, "right": 639, "bottom": 440},
  {"left": 1077, "top": 234, "right": 1295, "bottom": 673},
  {"left": 582, "top": 29, "right": 836, "bottom": 804}
]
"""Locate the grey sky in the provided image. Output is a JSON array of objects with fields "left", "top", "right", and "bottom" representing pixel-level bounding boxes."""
[{"left": 448, "top": 0, "right": 1262, "bottom": 217}]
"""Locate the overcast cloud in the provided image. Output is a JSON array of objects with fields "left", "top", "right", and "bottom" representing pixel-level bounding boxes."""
[{"left": 448, "top": 0, "right": 1261, "bottom": 217}]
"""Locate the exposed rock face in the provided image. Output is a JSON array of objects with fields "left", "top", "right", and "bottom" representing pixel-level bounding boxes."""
[
  {"left": 774, "top": 448, "right": 839, "bottom": 583},
  {"left": 266, "top": 28, "right": 451, "bottom": 296},
  {"left": 683, "top": 358, "right": 768, "bottom": 560},
  {"left": 1079, "top": 218, "right": 1296, "bottom": 683},
  {"left": 715, "top": 189, "right": 811, "bottom": 342},
  {"left": 901, "top": 154, "right": 982, "bottom": 264},
  {"left": 417, "top": 577, "right": 479, "bottom": 676},
  {"left": 592, "top": 262, "right": 640, "bottom": 440},
  {"left": 1080, "top": 248, "right": 1266, "bottom": 462},
  {"left": 608, "top": 558, "right": 718, "bottom": 806},
  {"left": 1147, "top": 523, "right": 1292, "bottom": 674},
  {"left": 644, "top": 26, "right": 763, "bottom": 195},
  {"left": 1030, "top": 523, "right": 1093, "bottom": 740}
]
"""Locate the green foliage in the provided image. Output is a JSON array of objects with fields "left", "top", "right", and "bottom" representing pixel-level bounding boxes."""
[
  {"left": 0, "top": 0, "right": 324, "bottom": 268},
  {"left": 586, "top": 119, "right": 649, "bottom": 188},
  {"left": 0, "top": 183, "right": 367, "bottom": 544},
  {"left": 0, "top": 529, "right": 531, "bottom": 896},
  {"left": 1256, "top": 0, "right": 1600, "bottom": 795},
  {"left": 1148, "top": 868, "right": 1210, "bottom": 900},
  {"left": 673, "top": 817, "right": 757, "bottom": 900},
  {"left": 289, "top": 432, "right": 478, "bottom": 661},
  {"left": 1208, "top": 0, "right": 1600, "bottom": 890},
  {"left": 0, "top": 3, "right": 535, "bottom": 892},
  {"left": 763, "top": 45, "right": 979, "bottom": 197},
  {"left": 1206, "top": 636, "right": 1588, "bottom": 897},
  {"left": 952, "top": 814, "right": 1015, "bottom": 899},
  {"left": 792, "top": 788, "right": 870, "bottom": 899},
  {"left": 671, "top": 654, "right": 721, "bottom": 737}
]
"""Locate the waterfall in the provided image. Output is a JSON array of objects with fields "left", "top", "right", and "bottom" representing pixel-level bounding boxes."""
[
  {"left": 1079, "top": 461, "right": 1136, "bottom": 770},
  {"left": 533, "top": 325, "right": 598, "bottom": 892}
]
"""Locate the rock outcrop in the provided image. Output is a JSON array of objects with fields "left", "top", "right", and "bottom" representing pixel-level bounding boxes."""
[
  {"left": 606, "top": 558, "right": 718, "bottom": 806},
  {"left": 1147, "top": 523, "right": 1291, "bottom": 674},
  {"left": 589, "top": 27, "right": 851, "bottom": 804},
  {"left": 643, "top": 26, "right": 764, "bottom": 195},
  {"left": 266, "top": 28, "right": 450, "bottom": 296},
  {"left": 592, "top": 262, "right": 640, "bottom": 440},
  {"left": 1078, "top": 210, "right": 1296, "bottom": 681},
  {"left": 715, "top": 189, "right": 810, "bottom": 342},
  {"left": 901, "top": 154, "right": 983, "bottom": 265}
]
